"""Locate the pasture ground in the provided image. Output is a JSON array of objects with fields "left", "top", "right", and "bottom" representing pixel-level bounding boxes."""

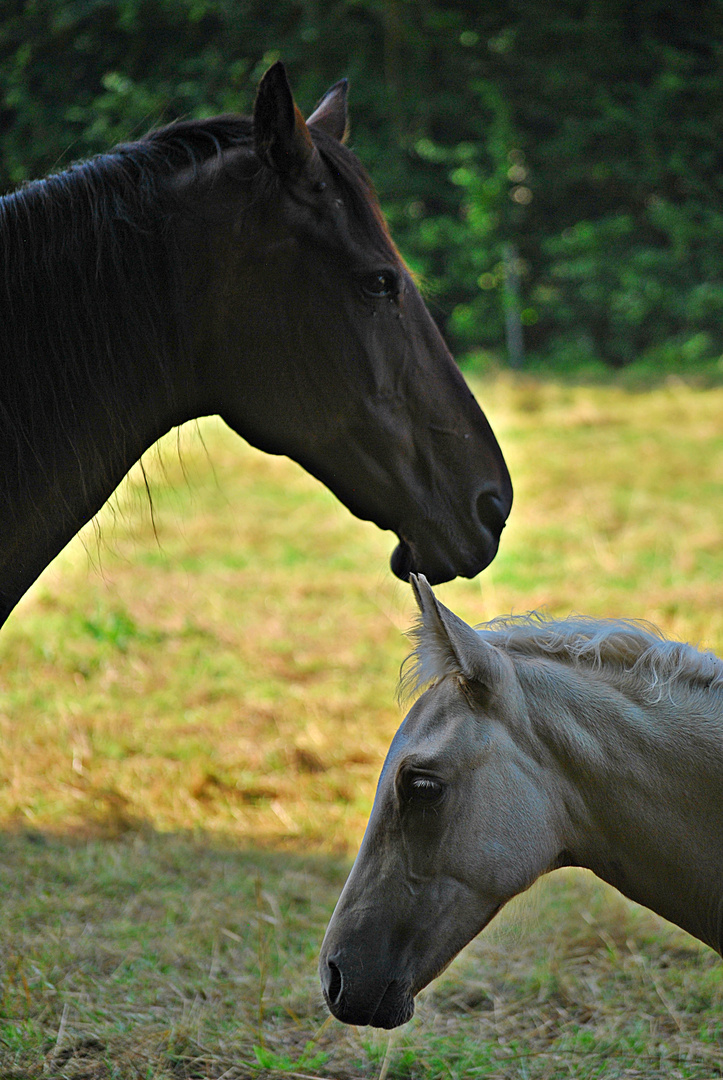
[{"left": 0, "top": 373, "right": 721, "bottom": 1078}]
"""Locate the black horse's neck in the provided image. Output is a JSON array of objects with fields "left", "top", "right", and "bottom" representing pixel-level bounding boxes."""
[
  {"left": 0, "top": 119, "right": 258, "bottom": 622},
  {"left": 0, "top": 145, "right": 198, "bottom": 621}
]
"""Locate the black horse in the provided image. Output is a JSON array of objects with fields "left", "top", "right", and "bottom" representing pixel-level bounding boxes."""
[{"left": 0, "top": 62, "right": 512, "bottom": 628}]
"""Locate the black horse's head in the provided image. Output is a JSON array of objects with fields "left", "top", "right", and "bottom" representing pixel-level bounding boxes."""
[{"left": 179, "top": 63, "right": 512, "bottom": 583}]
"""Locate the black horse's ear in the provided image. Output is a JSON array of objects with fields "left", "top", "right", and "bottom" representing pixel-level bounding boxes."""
[
  {"left": 307, "top": 79, "right": 349, "bottom": 143},
  {"left": 254, "top": 61, "right": 314, "bottom": 175}
]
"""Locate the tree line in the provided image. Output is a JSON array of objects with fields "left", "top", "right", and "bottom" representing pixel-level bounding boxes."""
[{"left": 2, "top": 0, "right": 722, "bottom": 369}]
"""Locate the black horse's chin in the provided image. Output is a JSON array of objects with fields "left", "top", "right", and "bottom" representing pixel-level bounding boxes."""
[
  {"left": 390, "top": 538, "right": 470, "bottom": 586},
  {"left": 390, "top": 540, "right": 414, "bottom": 582},
  {"left": 390, "top": 533, "right": 500, "bottom": 587}
]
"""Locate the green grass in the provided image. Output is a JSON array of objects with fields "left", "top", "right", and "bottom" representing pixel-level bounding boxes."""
[{"left": 0, "top": 373, "right": 722, "bottom": 1077}]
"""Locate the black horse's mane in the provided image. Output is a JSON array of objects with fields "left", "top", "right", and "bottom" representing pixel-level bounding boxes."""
[
  {"left": 0, "top": 116, "right": 254, "bottom": 469},
  {"left": 4, "top": 113, "right": 253, "bottom": 220},
  {"left": 1, "top": 113, "right": 254, "bottom": 278}
]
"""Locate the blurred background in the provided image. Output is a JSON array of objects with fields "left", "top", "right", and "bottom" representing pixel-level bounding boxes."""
[{"left": 2, "top": 0, "right": 722, "bottom": 376}]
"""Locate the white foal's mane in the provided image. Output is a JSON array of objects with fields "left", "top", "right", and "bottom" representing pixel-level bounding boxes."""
[{"left": 401, "top": 611, "right": 723, "bottom": 707}]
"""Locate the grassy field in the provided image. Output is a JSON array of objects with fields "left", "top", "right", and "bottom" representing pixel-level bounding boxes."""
[{"left": 0, "top": 373, "right": 721, "bottom": 1079}]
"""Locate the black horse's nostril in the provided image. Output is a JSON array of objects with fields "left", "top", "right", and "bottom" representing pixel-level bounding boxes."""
[
  {"left": 326, "top": 959, "right": 343, "bottom": 1006},
  {"left": 476, "top": 492, "right": 507, "bottom": 540}
]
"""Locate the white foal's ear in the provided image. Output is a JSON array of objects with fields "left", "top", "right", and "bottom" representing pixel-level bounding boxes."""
[{"left": 409, "top": 575, "right": 508, "bottom": 695}]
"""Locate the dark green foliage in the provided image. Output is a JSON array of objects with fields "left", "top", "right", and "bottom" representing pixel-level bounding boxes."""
[{"left": 2, "top": 0, "right": 722, "bottom": 367}]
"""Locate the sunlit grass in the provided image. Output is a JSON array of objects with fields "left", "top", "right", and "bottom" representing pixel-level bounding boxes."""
[{"left": 0, "top": 374, "right": 721, "bottom": 1076}]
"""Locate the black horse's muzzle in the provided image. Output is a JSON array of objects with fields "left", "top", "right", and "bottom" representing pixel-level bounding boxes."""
[{"left": 390, "top": 489, "right": 509, "bottom": 586}]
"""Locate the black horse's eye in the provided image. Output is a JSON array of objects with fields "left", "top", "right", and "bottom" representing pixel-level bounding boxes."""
[
  {"left": 403, "top": 773, "right": 445, "bottom": 805},
  {"left": 360, "top": 270, "right": 399, "bottom": 300},
  {"left": 312, "top": 180, "right": 327, "bottom": 193}
]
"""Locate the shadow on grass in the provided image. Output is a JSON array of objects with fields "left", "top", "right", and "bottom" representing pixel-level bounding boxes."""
[{"left": 0, "top": 824, "right": 359, "bottom": 1079}]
